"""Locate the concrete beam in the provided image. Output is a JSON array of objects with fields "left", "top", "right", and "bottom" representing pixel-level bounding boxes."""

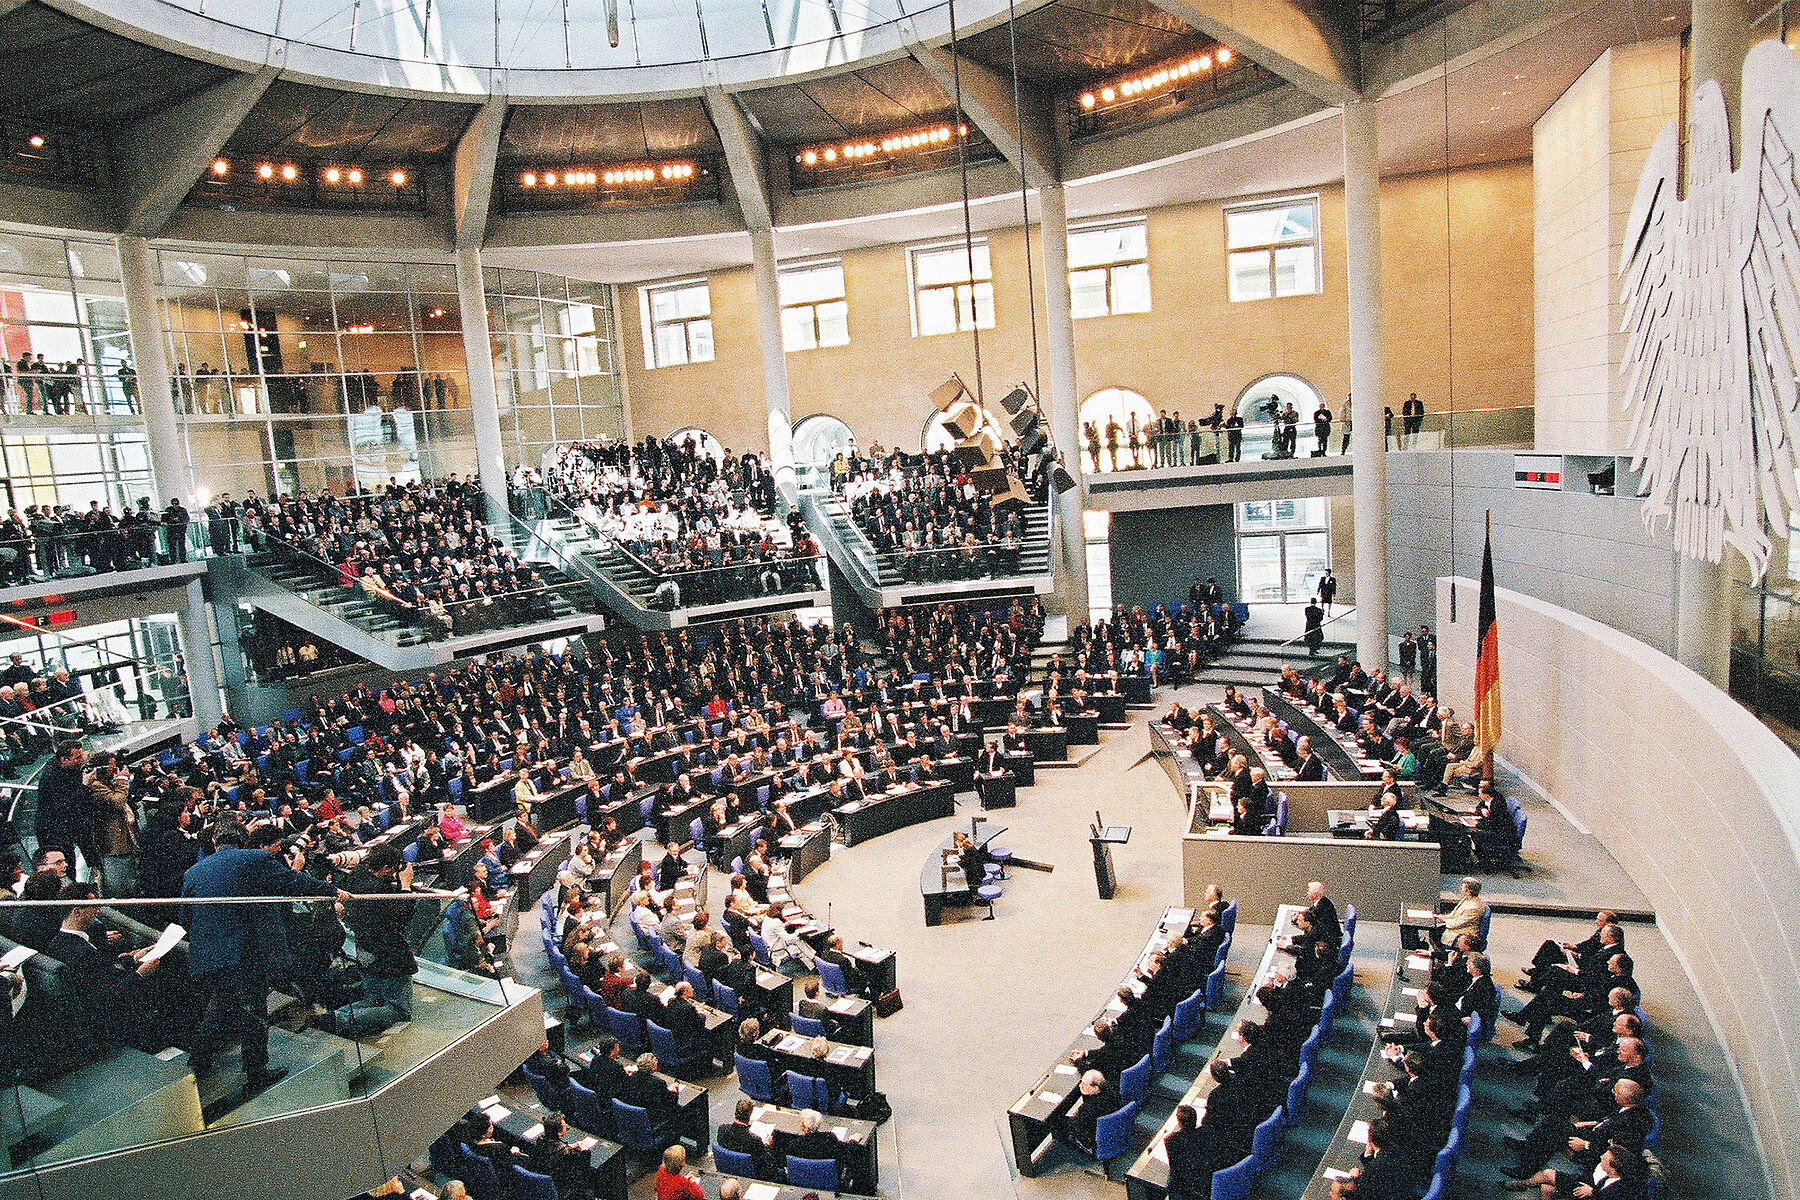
[
  {"left": 703, "top": 88, "right": 773, "bottom": 232},
  {"left": 908, "top": 42, "right": 1058, "bottom": 187},
  {"left": 452, "top": 96, "right": 507, "bottom": 250},
  {"left": 115, "top": 56, "right": 282, "bottom": 237},
  {"left": 1146, "top": 0, "right": 1358, "bottom": 104}
]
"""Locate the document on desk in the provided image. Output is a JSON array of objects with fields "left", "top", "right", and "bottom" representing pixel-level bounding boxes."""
[
  {"left": 575, "top": 1136, "right": 597, "bottom": 1150},
  {"left": 829, "top": 997, "right": 859, "bottom": 1013},
  {"left": 1053, "top": 1063, "right": 1079, "bottom": 1077},
  {"left": 778, "top": 1034, "right": 810, "bottom": 1053},
  {"left": 1405, "top": 908, "right": 1437, "bottom": 921},
  {"left": 142, "top": 923, "right": 186, "bottom": 964},
  {"left": 828, "top": 1046, "right": 856, "bottom": 1064},
  {"left": 1348, "top": 1120, "right": 1371, "bottom": 1145},
  {"left": 1362, "top": 1080, "right": 1384, "bottom": 1096},
  {"left": 744, "top": 1186, "right": 780, "bottom": 1200},
  {"left": 0, "top": 945, "right": 36, "bottom": 971},
  {"left": 1401, "top": 987, "right": 1425, "bottom": 1000},
  {"left": 1406, "top": 954, "right": 1432, "bottom": 971},
  {"left": 1037, "top": 1091, "right": 1065, "bottom": 1106},
  {"left": 521, "top": 1123, "right": 545, "bottom": 1141},
  {"left": 1324, "top": 1167, "right": 1354, "bottom": 1181},
  {"left": 748, "top": 1121, "right": 774, "bottom": 1141}
]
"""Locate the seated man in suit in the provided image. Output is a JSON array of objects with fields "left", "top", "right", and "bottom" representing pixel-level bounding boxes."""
[
  {"left": 44, "top": 880, "right": 162, "bottom": 1042},
  {"left": 1161, "top": 1102, "right": 1232, "bottom": 1199},
  {"left": 1054, "top": 1069, "right": 1121, "bottom": 1159},
  {"left": 528, "top": 1111, "right": 592, "bottom": 1198},
  {"left": 818, "top": 933, "right": 874, "bottom": 998},
  {"left": 1501, "top": 1140, "right": 1650, "bottom": 1200},
  {"left": 659, "top": 980, "right": 711, "bottom": 1071},
  {"left": 1504, "top": 1079, "right": 1653, "bottom": 1179},
  {"left": 577, "top": 1035, "right": 631, "bottom": 1109},
  {"left": 1365, "top": 791, "right": 1404, "bottom": 840},
  {"left": 716, "top": 1096, "right": 774, "bottom": 1179},
  {"left": 465, "top": 1113, "right": 528, "bottom": 1175},
  {"left": 1294, "top": 736, "right": 1327, "bottom": 781},
  {"left": 621, "top": 1051, "right": 682, "bottom": 1127}
]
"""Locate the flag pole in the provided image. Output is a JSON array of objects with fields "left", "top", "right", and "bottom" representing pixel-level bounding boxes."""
[{"left": 1481, "top": 508, "right": 1494, "bottom": 783}]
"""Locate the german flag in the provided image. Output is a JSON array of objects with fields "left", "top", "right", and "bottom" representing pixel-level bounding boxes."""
[{"left": 1473, "top": 514, "right": 1502, "bottom": 758}]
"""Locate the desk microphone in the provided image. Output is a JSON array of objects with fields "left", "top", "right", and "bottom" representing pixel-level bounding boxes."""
[{"left": 827, "top": 900, "right": 832, "bottom": 930}]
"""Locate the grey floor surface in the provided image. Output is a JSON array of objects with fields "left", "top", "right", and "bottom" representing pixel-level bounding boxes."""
[{"left": 509, "top": 679, "right": 1755, "bottom": 1200}]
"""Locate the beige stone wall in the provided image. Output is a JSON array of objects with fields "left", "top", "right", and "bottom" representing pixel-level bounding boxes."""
[
  {"left": 618, "top": 161, "right": 1535, "bottom": 456},
  {"left": 1533, "top": 39, "right": 1681, "bottom": 452}
]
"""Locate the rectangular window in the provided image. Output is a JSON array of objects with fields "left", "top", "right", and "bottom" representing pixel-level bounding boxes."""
[
  {"left": 778, "top": 261, "right": 849, "bottom": 351},
  {"left": 1067, "top": 218, "right": 1150, "bottom": 318},
  {"left": 909, "top": 241, "right": 994, "bottom": 336},
  {"left": 641, "top": 279, "right": 714, "bottom": 368},
  {"left": 1225, "top": 196, "right": 1321, "bottom": 302}
]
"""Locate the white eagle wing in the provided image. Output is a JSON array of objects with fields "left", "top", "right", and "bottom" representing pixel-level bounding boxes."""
[
  {"left": 1620, "top": 80, "right": 1768, "bottom": 576},
  {"left": 1738, "top": 41, "right": 1800, "bottom": 578}
]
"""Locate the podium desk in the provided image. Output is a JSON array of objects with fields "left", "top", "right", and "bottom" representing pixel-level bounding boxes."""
[
  {"left": 1091, "top": 825, "right": 1130, "bottom": 900},
  {"left": 1092, "top": 693, "right": 1128, "bottom": 724},
  {"left": 976, "top": 770, "right": 1017, "bottom": 810},
  {"left": 1066, "top": 712, "right": 1100, "bottom": 745},
  {"left": 1002, "top": 751, "right": 1035, "bottom": 787}
]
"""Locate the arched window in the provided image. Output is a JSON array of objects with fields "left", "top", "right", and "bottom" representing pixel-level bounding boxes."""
[
  {"left": 922, "top": 404, "right": 1003, "bottom": 454},
  {"left": 666, "top": 426, "right": 725, "bottom": 464},
  {"left": 1077, "top": 387, "right": 1156, "bottom": 472},
  {"left": 791, "top": 414, "right": 854, "bottom": 468},
  {"left": 1232, "top": 373, "right": 1326, "bottom": 426}
]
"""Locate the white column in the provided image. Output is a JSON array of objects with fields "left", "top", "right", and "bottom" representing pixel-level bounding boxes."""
[
  {"left": 454, "top": 245, "right": 511, "bottom": 522},
  {"left": 116, "top": 234, "right": 189, "bottom": 504},
  {"left": 1343, "top": 96, "right": 1389, "bottom": 671},
  {"left": 749, "top": 224, "right": 797, "bottom": 507},
  {"left": 182, "top": 577, "right": 222, "bottom": 728},
  {"left": 1674, "top": 0, "right": 1753, "bottom": 689},
  {"left": 1037, "top": 183, "right": 1091, "bottom": 621}
]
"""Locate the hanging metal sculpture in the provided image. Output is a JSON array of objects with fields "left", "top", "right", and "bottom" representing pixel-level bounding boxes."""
[{"left": 1619, "top": 41, "right": 1800, "bottom": 582}]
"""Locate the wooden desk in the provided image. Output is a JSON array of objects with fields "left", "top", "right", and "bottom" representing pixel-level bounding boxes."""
[
  {"left": 1123, "top": 906, "right": 1301, "bottom": 1200},
  {"left": 1007, "top": 907, "right": 1194, "bottom": 1176}
]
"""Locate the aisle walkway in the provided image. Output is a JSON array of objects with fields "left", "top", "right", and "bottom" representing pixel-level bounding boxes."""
[{"left": 791, "top": 718, "right": 1192, "bottom": 1200}]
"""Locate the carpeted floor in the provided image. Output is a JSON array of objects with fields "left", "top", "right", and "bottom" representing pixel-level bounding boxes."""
[{"left": 505, "top": 677, "right": 1760, "bottom": 1200}]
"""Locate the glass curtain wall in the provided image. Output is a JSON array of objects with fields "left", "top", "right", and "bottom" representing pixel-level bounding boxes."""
[
  {"left": 157, "top": 252, "right": 478, "bottom": 502},
  {"left": 0, "top": 231, "right": 154, "bottom": 514},
  {"left": 486, "top": 268, "right": 625, "bottom": 471},
  {"left": 1235, "top": 497, "right": 1330, "bottom": 603}
]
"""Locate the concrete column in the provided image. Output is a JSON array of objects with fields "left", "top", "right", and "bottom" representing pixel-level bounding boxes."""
[
  {"left": 454, "top": 245, "right": 511, "bottom": 522},
  {"left": 1343, "top": 96, "right": 1389, "bottom": 672},
  {"left": 1674, "top": 0, "right": 1754, "bottom": 689},
  {"left": 1037, "top": 183, "right": 1092, "bottom": 622},
  {"left": 181, "top": 577, "right": 222, "bottom": 728},
  {"left": 116, "top": 234, "right": 189, "bottom": 504},
  {"left": 748, "top": 224, "right": 797, "bottom": 508}
]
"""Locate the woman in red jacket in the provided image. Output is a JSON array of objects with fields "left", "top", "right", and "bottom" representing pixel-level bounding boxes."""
[{"left": 654, "top": 1145, "right": 703, "bottom": 1200}]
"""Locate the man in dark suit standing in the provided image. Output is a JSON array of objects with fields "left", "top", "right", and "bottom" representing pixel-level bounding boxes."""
[{"left": 181, "top": 820, "right": 345, "bottom": 1090}]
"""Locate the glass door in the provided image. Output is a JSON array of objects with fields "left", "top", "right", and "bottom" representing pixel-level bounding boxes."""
[{"left": 1238, "top": 534, "right": 1285, "bottom": 601}]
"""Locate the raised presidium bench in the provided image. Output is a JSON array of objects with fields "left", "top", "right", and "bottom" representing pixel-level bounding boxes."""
[
  {"left": 475, "top": 1089, "right": 630, "bottom": 1200},
  {"left": 920, "top": 819, "right": 1006, "bottom": 926},
  {"left": 1260, "top": 686, "right": 1387, "bottom": 781},
  {"left": 1329, "top": 806, "right": 1431, "bottom": 838},
  {"left": 1124, "top": 905, "right": 1304, "bottom": 1200},
  {"left": 1008, "top": 906, "right": 1196, "bottom": 1177},
  {"left": 1300, "top": 945, "right": 1480, "bottom": 1200},
  {"left": 831, "top": 779, "right": 956, "bottom": 845}
]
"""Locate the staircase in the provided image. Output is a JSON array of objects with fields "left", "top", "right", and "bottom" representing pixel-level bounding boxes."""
[
  {"left": 1189, "top": 634, "right": 1356, "bottom": 687},
  {"left": 233, "top": 550, "right": 605, "bottom": 671},
  {"left": 802, "top": 492, "right": 1055, "bottom": 610},
  {"left": 533, "top": 510, "right": 828, "bottom": 630}
]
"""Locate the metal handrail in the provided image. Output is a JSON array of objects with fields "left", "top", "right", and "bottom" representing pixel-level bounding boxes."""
[{"left": 1275, "top": 605, "right": 1358, "bottom": 649}]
